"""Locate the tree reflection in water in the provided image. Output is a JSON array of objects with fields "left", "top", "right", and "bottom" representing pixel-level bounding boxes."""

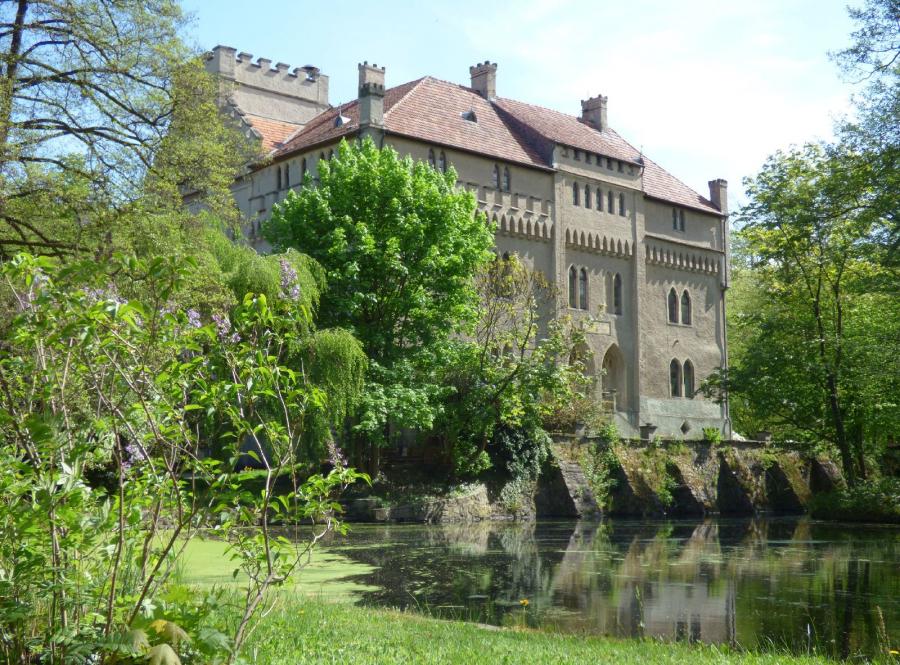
[{"left": 321, "top": 518, "right": 899, "bottom": 659}]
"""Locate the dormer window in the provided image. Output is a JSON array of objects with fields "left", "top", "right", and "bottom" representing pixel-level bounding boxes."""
[
  {"left": 461, "top": 110, "right": 477, "bottom": 122},
  {"left": 334, "top": 114, "right": 351, "bottom": 127}
]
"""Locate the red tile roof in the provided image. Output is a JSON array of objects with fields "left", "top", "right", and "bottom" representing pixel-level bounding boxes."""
[
  {"left": 269, "top": 76, "right": 721, "bottom": 215},
  {"left": 244, "top": 114, "right": 302, "bottom": 152}
]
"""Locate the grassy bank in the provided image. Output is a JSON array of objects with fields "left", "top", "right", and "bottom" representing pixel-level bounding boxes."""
[{"left": 242, "top": 598, "right": 836, "bottom": 665}]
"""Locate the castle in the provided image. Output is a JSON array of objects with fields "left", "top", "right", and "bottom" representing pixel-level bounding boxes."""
[{"left": 204, "top": 46, "right": 731, "bottom": 439}]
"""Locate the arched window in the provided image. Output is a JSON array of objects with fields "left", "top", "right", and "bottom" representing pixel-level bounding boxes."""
[
  {"left": 568, "top": 266, "right": 578, "bottom": 308},
  {"left": 681, "top": 290, "right": 692, "bottom": 325},
  {"left": 607, "top": 190, "right": 614, "bottom": 213},
  {"left": 613, "top": 273, "right": 623, "bottom": 315},
  {"left": 572, "top": 182, "right": 580, "bottom": 206},
  {"left": 670, "top": 359, "right": 682, "bottom": 397},
  {"left": 585, "top": 186, "right": 592, "bottom": 209},
  {"left": 284, "top": 163, "right": 290, "bottom": 188},
  {"left": 683, "top": 360, "right": 695, "bottom": 398},
  {"left": 619, "top": 192, "right": 626, "bottom": 216},
  {"left": 596, "top": 188, "right": 603, "bottom": 211},
  {"left": 668, "top": 288, "right": 679, "bottom": 323},
  {"left": 579, "top": 268, "right": 588, "bottom": 310},
  {"left": 492, "top": 164, "right": 500, "bottom": 189},
  {"left": 503, "top": 166, "right": 511, "bottom": 192},
  {"left": 276, "top": 166, "right": 282, "bottom": 191},
  {"left": 428, "top": 149, "right": 436, "bottom": 169},
  {"left": 438, "top": 151, "right": 447, "bottom": 172}
]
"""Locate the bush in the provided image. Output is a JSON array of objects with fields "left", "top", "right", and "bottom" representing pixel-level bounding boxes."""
[{"left": 808, "top": 478, "right": 900, "bottom": 524}]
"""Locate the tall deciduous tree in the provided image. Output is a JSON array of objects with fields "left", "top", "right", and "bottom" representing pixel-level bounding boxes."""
[
  {"left": 726, "top": 144, "right": 899, "bottom": 484},
  {"left": 264, "top": 138, "right": 494, "bottom": 465},
  {"left": 0, "top": 0, "right": 252, "bottom": 258}
]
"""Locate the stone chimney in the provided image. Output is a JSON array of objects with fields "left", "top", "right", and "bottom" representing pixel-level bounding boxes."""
[
  {"left": 708, "top": 179, "right": 728, "bottom": 215},
  {"left": 469, "top": 61, "right": 497, "bottom": 100},
  {"left": 581, "top": 94, "right": 608, "bottom": 131},
  {"left": 358, "top": 62, "right": 385, "bottom": 138}
]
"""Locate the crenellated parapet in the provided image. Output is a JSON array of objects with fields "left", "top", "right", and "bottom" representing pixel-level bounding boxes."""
[
  {"left": 645, "top": 243, "right": 721, "bottom": 276},
  {"left": 565, "top": 227, "right": 633, "bottom": 258},
  {"left": 205, "top": 45, "right": 329, "bottom": 126}
]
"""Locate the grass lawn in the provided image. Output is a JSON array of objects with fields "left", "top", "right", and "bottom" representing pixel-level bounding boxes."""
[{"left": 244, "top": 598, "right": 838, "bottom": 665}]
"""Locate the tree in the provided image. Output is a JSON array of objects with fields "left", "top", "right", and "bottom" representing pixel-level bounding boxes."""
[
  {"left": 0, "top": 0, "right": 253, "bottom": 258},
  {"left": 264, "top": 138, "right": 494, "bottom": 466},
  {"left": 725, "top": 144, "right": 899, "bottom": 484},
  {"left": 437, "top": 253, "right": 591, "bottom": 478}
]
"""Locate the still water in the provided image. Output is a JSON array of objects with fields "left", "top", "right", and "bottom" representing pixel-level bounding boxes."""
[{"left": 324, "top": 519, "right": 899, "bottom": 659}]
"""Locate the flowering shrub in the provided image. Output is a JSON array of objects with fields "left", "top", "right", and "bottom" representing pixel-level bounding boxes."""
[{"left": 0, "top": 252, "right": 367, "bottom": 664}]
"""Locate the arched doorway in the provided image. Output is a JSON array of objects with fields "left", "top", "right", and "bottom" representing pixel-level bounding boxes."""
[{"left": 601, "top": 344, "right": 627, "bottom": 412}]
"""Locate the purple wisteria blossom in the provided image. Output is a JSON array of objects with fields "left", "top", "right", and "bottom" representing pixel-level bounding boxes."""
[
  {"left": 327, "top": 440, "right": 347, "bottom": 469},
  {"left": 279, "top": 258, "right": 301, "bottom": 301},
  {"left": 212, "top": 312, "right": 241, "bottom": 344},
  {"left": 186, "top": 308, "right": 202, "bottom": 329},
  {"left": 120, "top": 440, "right": 143, "bottom": 471}
]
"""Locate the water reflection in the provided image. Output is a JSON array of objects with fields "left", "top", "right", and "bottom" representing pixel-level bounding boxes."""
[{"left": 324, "top": 519, "right": 900, "bottom": 659}]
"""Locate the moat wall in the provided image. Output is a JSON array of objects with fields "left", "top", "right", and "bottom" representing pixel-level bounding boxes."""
[{"left": 344, "top": 437, "right": 844, "bottom": 523}]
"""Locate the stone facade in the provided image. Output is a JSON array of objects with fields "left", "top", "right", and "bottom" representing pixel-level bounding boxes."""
[{"left": 205, "top": 45, "right": 732, "bottom": 439}]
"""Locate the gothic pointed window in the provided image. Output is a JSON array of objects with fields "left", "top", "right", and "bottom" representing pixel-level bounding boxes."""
[
  {"left": 428, "top": 149, "right": 436, "bottom": 169},
  {"left": 619, "top": 192, "right": 626, "bottom": 216},
  {"left": 284, "top": 164, "right": 290, "bottom": 188},
  {"left": 596, "top": 188, "right": 603, "bottom": 210},
  {"left": 613, "top": 273, "right": 623, "bottom": 315},
  {"left": 579, "top": 268, "right": 588, "bottom": 310},
  {"left": 681, "top": 290, "right": 692, "bottom": 325},
  {"left": 572, "top": 182, "right": 580, "bottom": 206},
  {"left": 607, "top": 190, "right": 614, "bottom": 213},
  {"left": 670, "top": 359, "right": 682, "bottom": 397},
  {"left": 503, "top": 166, "right": 511, "bottom": 192},
  {"left": 276, "top": 166, "right": 282, "bottom": 191},
  {"left": 301, "top": 158, "right": 307, "bottom": 178},
  {"left": 492, "top": 164, "right": 500, "bottom": 189},
  {"left": 568, "top": 266, "right": 578, "bottom": 308},
  {"left": 438, "top": 151, "right": 447, "bottom": 172},
  {"left": 585, "top": 186, "right": 592, "bottom": 209},
  {"left": 668, "top": 288, "right": 679, "bottom": 323},
  {"left": 683, "top": 360, "right": 695, "bottom": 398}
]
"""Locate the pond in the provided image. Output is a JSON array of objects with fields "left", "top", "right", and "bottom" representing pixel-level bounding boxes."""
[{"left": 322, "top": 518, "right": 899, "bottom": 659}]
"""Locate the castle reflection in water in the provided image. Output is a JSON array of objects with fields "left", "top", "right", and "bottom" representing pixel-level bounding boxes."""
[{"left": 325, "top": 518, "right": 899, "bottom": 659}]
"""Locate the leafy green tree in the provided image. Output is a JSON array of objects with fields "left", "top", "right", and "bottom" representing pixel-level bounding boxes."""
[
  {"left": 722, "top": 144, "right": 899, "bottom": 483},
  {"left": 0, "top": 0, "right": 253, "bottom": 259},
  {"left": 264, "top": 138, "right": 494, "bottom": 467},
  {"left": 437, "top": 254, "right": 591, "bottom": 478}
]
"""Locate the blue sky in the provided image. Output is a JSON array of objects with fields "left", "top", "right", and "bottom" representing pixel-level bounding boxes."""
[{"left": 182, "top": 0, "right": 861, "bottom": 207}]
